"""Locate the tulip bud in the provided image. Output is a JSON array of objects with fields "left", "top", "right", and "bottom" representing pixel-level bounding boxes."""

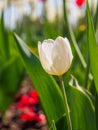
[{"left": 38, "top": 36, "right": 73, "bottom": 76}]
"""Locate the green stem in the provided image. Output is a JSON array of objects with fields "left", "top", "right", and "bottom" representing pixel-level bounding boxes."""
[{"left": 59, "top": 76, "right": 72, "bottom": 130}]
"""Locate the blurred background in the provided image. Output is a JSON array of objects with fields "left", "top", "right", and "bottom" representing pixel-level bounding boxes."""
[
  {"left": 0, "top": 0, "right": 97, "bottom": 28},
  {"left": 0, "top": 0, "right": 98, "bottom": 130}
]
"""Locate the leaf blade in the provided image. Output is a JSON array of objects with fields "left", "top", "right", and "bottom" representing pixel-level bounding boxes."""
[{"left": 86, "top": 1, "right": 98, "bottom": 93}]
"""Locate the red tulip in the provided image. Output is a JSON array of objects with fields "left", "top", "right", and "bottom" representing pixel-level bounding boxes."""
[{"left": 75, "top": 0, "right": 85, "bottom": 7}]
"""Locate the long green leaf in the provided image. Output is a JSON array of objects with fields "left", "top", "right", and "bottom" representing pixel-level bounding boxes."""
[{"left": 87, "top": 1, "right": 98, "bottom": 93}]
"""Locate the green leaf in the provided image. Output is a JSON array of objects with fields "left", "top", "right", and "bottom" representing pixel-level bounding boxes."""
[
  {"left": 14, "top": 33, "right": 65, "bottom": 125},
  {"left": 50, "top": 115, "right": 67, "bottom": 130},
  {"left": 67, "top": 85, "right": 96, "bottom": 130},
  {"left": 56, "top": 116, "right": 67, "bottom": 130},
  {"left": 14, "top": 34, "right": 96, "bottom": 130},
  {"left": 69, "top": 75, "right": 95, "bottom": 104},
  {"left": 86, "top": 1, "right": 98, "bottom": 93}
]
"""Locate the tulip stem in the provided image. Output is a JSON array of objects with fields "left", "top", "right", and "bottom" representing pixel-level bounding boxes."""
[{"left": 59, "top": 76, "right": 72, "bottom": 130}]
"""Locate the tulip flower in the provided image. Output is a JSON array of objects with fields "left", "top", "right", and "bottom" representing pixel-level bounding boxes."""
[
  {"left": 75, "top": 0, "right": 85, "bottom": 7},
  {"left": 38, "top": 36, "right": 73, "bottom": 76}
]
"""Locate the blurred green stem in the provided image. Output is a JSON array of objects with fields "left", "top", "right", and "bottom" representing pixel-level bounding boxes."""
[
  {"left": 58, "top": 76, "right": 72, "bottom": 130},
  {"left": 63, "top": 0, "right": 93, "bottom": 81},
  {"left": 84, "top": 56, "right": 90, "bottom": 89},
  {"left": 63, "top": 0, "right": 86, "bottom": 68}
]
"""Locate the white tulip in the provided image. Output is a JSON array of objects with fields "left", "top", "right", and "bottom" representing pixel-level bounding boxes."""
[{"left": 38, "top": 36, "right": 73, "bottom": 76}]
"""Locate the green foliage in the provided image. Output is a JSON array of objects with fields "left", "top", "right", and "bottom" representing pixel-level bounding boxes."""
[
  {"left": 43, "top": 21, "right": 62, "bottom": 39},
  {"left": 0, "top": 13, "right": 24, "bottom": 112}
]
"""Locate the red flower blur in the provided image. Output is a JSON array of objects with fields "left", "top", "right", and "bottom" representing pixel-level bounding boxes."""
[
  {"left": 20, "top": 112, "right": 37, "bottom": 121},
  {"left": 75, "top": 0, "right": 85, "bottom": 7},
  {"left": 15, "top": 90, "right": 46, "bottom": 124},
  {"left": 29, "top": 90, "right": 38, "bottom": 99},
  {"left": 19, "top": 94, "right": 39, "bottom": 105}
]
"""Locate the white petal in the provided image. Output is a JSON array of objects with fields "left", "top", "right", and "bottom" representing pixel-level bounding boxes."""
[
  {"left": 51, "top": 36, "right": 73, "bottom": 75},
  {"left": 41, "top": 39, "right": 54, "bottom": 65},
  {"left": 64, "top": 37, "right": 73, "bottom": 66},
  {"left": 38, "top": 41, "right": 55, "bottom": 75}
]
